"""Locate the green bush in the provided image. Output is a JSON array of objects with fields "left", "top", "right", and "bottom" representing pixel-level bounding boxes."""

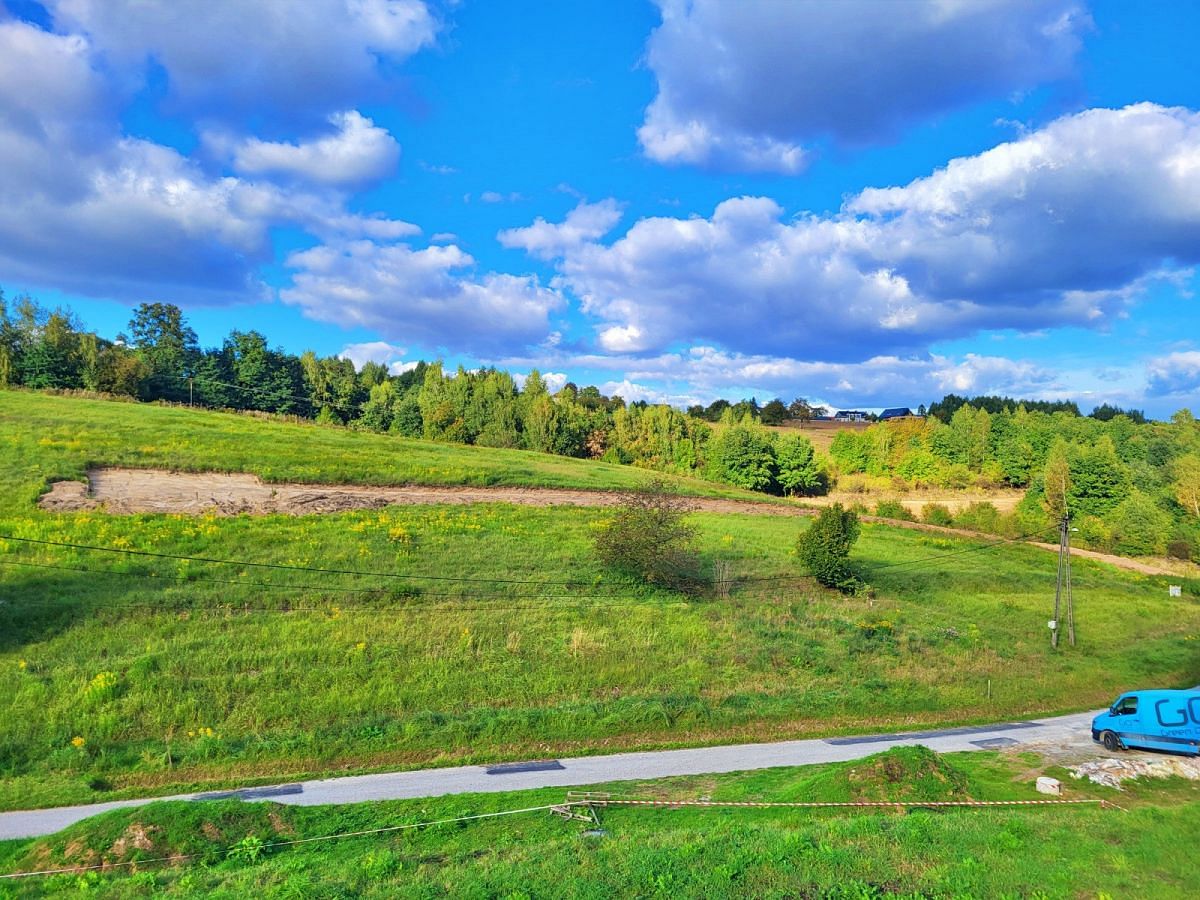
[
  {"left": 1166, "top": 538, "right": 1193, "bottom": 561},
  {"left": 704, "top": 425, "right": 778, "bottom": 493},
  {"left": 940, "top": 463, "right": 972, "bottom": 489},
  {"left": 954, "top": 502, "right": 1002, "bottom": 535},
  {"left": 593, "top": 480, "right": 701, "bottom": 590},
  {"left": 1075, "top": 515, "right": 1113, "bottom": 553},
  {"left": 920, "top": 503, "right": 954, "bottom": 527},
  {"left": 1111, "top": 491, "right": 1171, "bottom": 557},
  {"left": 776, "top": 433, "right": 825, "bottom": 496},
  {"left": 797, "top": 504, "right": 862, "bottom": 592},
  {"left": 873, "top": 499, "right": 915, "bottom": 521}
]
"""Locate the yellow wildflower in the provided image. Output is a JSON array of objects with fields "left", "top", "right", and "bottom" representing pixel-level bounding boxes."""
[{"left": 71, "top": 736, "right": 86, "bottom": 749}]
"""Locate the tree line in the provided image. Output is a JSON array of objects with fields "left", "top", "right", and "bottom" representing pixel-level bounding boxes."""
[
  {"left": 827, "top": 404, "right": 1200, "bottom": 558},
  {"left": 0, "top": 294, "right": 822, "bottom": 496},
  {"left": 2, "top": 291, "right": 1196, "bottom": 558}
]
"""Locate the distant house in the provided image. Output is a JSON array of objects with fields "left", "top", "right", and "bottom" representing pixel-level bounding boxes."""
[
  {"left": 834, "top": 410, "right": 870, "bottom": 422},
  {"left": 879, "top": 407, "right": 914, "bottom": 420}
]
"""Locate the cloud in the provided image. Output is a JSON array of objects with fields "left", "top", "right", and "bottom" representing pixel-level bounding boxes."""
[
  {"left": 231, "top": 111, "right": 400, "bottom": 187},
  {"left": 513, "top": 371, "right": 568, "bottom": 393},
  {"left": 929, "top": 354, "right": 1063, "bottom": 395},
  {"left": 599, "top": 379, "right": 683, "bottom": 406},
  {"left": 1146, "top": 352, "right": 1200, "bottom": 397},
  {"left": 497, "top": 199, "right": 623, "bottom": 260},
  {"left": 0, "top": 20, "right": 268, "bottom": 300},
  {"left": 0, "top": 17, "right": 424, "bottom": 304},
  {"left": 280, "top": 239, "right": 566, "bottom": 354},
  {"left": 510, "top": 105, "right": 1200, "bottom": 361},
  {"left": 499, "top": 344, "right": 1077, "bottom": 411},
  {"left": 45, "top": 0, "right": 439, "bottom": 124},
  {"left": 640, "top": 0, "right": 1087, "bottom": 172},
  {"left": 480, "top": 190, "right": 523, "bottom": 204},
  {"left": 338, "top": 340, "right": 408, "bottom": 370}
]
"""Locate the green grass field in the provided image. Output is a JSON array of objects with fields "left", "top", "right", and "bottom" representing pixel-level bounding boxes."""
[
  {"left": 1, "top": 747, "right": 1196, "bottom": 898},
  {"left": 3, "top": 389, "right": 1199, "bottom": 811},
  {"left": 0, "top": 389, "right": 769, "bottom": 507}
]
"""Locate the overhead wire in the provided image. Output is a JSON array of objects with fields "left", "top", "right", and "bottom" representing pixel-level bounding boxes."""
[
  {"left": 0, "top": 534, "right": 592, "bottom": 586},
  {"left": 144, "top": 372, "right": 370, "bottom": 417},
  {"left": 0, "top": 524, "right": 1061, "bottom": 595},
  {"left": 0, "top": 558, "right": 651, "bottom": 603}
]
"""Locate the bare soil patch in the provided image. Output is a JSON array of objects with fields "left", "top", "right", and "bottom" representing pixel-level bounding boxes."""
[{"left": 40, "top": 468, "right": 812, "bottom": 518}]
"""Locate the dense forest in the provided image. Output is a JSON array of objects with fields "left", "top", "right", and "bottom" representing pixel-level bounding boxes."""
[{"left": 2, "top": 291, "right": 1198, "bottom": 558}]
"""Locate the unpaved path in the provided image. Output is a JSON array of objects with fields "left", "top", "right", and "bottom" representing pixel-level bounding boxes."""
[
  {"left": 40, "top": 468, "right": 809, "bottom": 518},
  {"left": 39, "top": 468, "right": 1196, "bottom": 578}
]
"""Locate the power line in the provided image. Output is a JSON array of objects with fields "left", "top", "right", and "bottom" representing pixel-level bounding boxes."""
[
  {"left": 145, "top": 372, "right": 369, "bottom": 417},
  {"left": 866, "top": 527, "right": 1059, "bottom": 573},
  {"left": 0, "top": 534, "right": 592, "bottom": 587},
  {"left": 0, "top": 525, "right": 1058, "bottom": 593},
  {"left": 724, "top": 526, "right": 1058, "bottom": 585},
  {"left": 0, "top": 558, "right": 653, "bottom": 603}
]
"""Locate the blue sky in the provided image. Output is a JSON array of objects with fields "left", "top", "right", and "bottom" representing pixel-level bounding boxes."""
[{"left": 2, "top": 0, "right": 1199, "bottom": 417}]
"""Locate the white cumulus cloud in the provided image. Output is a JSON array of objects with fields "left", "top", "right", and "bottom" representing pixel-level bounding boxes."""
[
  {"left": 231, "top": 111, "right": 400, "bottom": 187},
  {"left": 640, "top": 0, "right": 1087, "bottom": 172},
  {"left": 338, "top": 341, "right": 408, "bottom": 370},
  {"left": 1147, "top": 352, "right": 1200, "bottom": 398},
  {"left": 280, "top": 240, "right": 566, "bottom": 354},
  {"left": 498, "top": 199, "right": 623, "bottom": 260},
  {"left": 0, "top": 17, "right": 422, "bottom": 304},
  {"left": 45, "top": 0, "right": 439, "bottom": 124},
  {"left": 509, "top": 105, "right": 1200, "bottom": 361}
]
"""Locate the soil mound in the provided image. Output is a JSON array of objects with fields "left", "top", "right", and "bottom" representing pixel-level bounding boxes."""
[
  {"left": 7, "top": 800, "right": 293, "bottom": 875},
  {"left": 802, "top": 746, "right": 975, "bottom": 803}
]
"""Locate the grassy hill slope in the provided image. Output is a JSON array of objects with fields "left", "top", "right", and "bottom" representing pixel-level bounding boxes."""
[
  {"left": 0, "top": 390, "right": 770, "bottom": 515},
  {"left": 1, "top": 390, "right": 1198, "bottom": 810}
]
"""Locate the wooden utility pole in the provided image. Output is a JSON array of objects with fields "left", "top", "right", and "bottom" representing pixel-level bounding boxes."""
[{"left": 1052, "top": 514, "right": 1075, "bottom": 648}]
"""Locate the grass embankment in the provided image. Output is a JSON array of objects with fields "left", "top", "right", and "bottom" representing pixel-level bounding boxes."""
[
  {"left": 2, "top": 390, "right": 1199, "bottom": 810},
  {"left": 1, "top": 748, "right": 1196, "bottom": 898},
  {"left": 0, "top": 389, "right": 767, "bottom": 502}
]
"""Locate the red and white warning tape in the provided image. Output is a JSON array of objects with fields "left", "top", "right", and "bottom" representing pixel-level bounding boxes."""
[{"left": 580, "top": 797, "right": 1106, "bottom": 809}]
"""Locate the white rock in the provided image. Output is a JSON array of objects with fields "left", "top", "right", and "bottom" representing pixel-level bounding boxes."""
[{"left": 1035, "top": 776, "right": 1062, "bottom": 795}]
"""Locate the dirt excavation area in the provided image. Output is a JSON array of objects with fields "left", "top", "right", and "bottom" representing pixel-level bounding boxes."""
[
  {"left": 39, "top": 468, "right": 814, "bottom": 518},
  {"left": 40, "top": 468, "right": 1194, "bottom": 578}
]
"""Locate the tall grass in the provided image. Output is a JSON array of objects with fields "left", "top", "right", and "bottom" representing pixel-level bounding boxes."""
[{"left": 2, "top": 390, "right": 1198, "bottom": 810}]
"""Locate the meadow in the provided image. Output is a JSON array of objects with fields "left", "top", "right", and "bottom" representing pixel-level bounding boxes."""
[
  {"left": 2, "top": 390, "right": 1199, "bottom": 811},
  {"left": 0, "top": 390, "right": 765, "bottom": 508},
  {"left": 1, "top": 747, "right": 1196, "bottom": 897}
]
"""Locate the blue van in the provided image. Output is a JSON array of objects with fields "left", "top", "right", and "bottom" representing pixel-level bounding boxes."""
[{"left": 1091, "top": 689, "right": 1200, "bottom": 755}]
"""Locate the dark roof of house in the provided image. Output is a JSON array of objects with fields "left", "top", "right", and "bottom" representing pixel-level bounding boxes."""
[{"left": 880, "top": 407, "right": 913, "bottom": 419}]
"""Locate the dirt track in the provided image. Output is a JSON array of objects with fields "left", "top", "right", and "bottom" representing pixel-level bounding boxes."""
[
  {"left": 39, "top": 468, "right": 811, "bottom": 518},
  {"left": 39, "top": 468, "right": 1196, "bottom": 578}
]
